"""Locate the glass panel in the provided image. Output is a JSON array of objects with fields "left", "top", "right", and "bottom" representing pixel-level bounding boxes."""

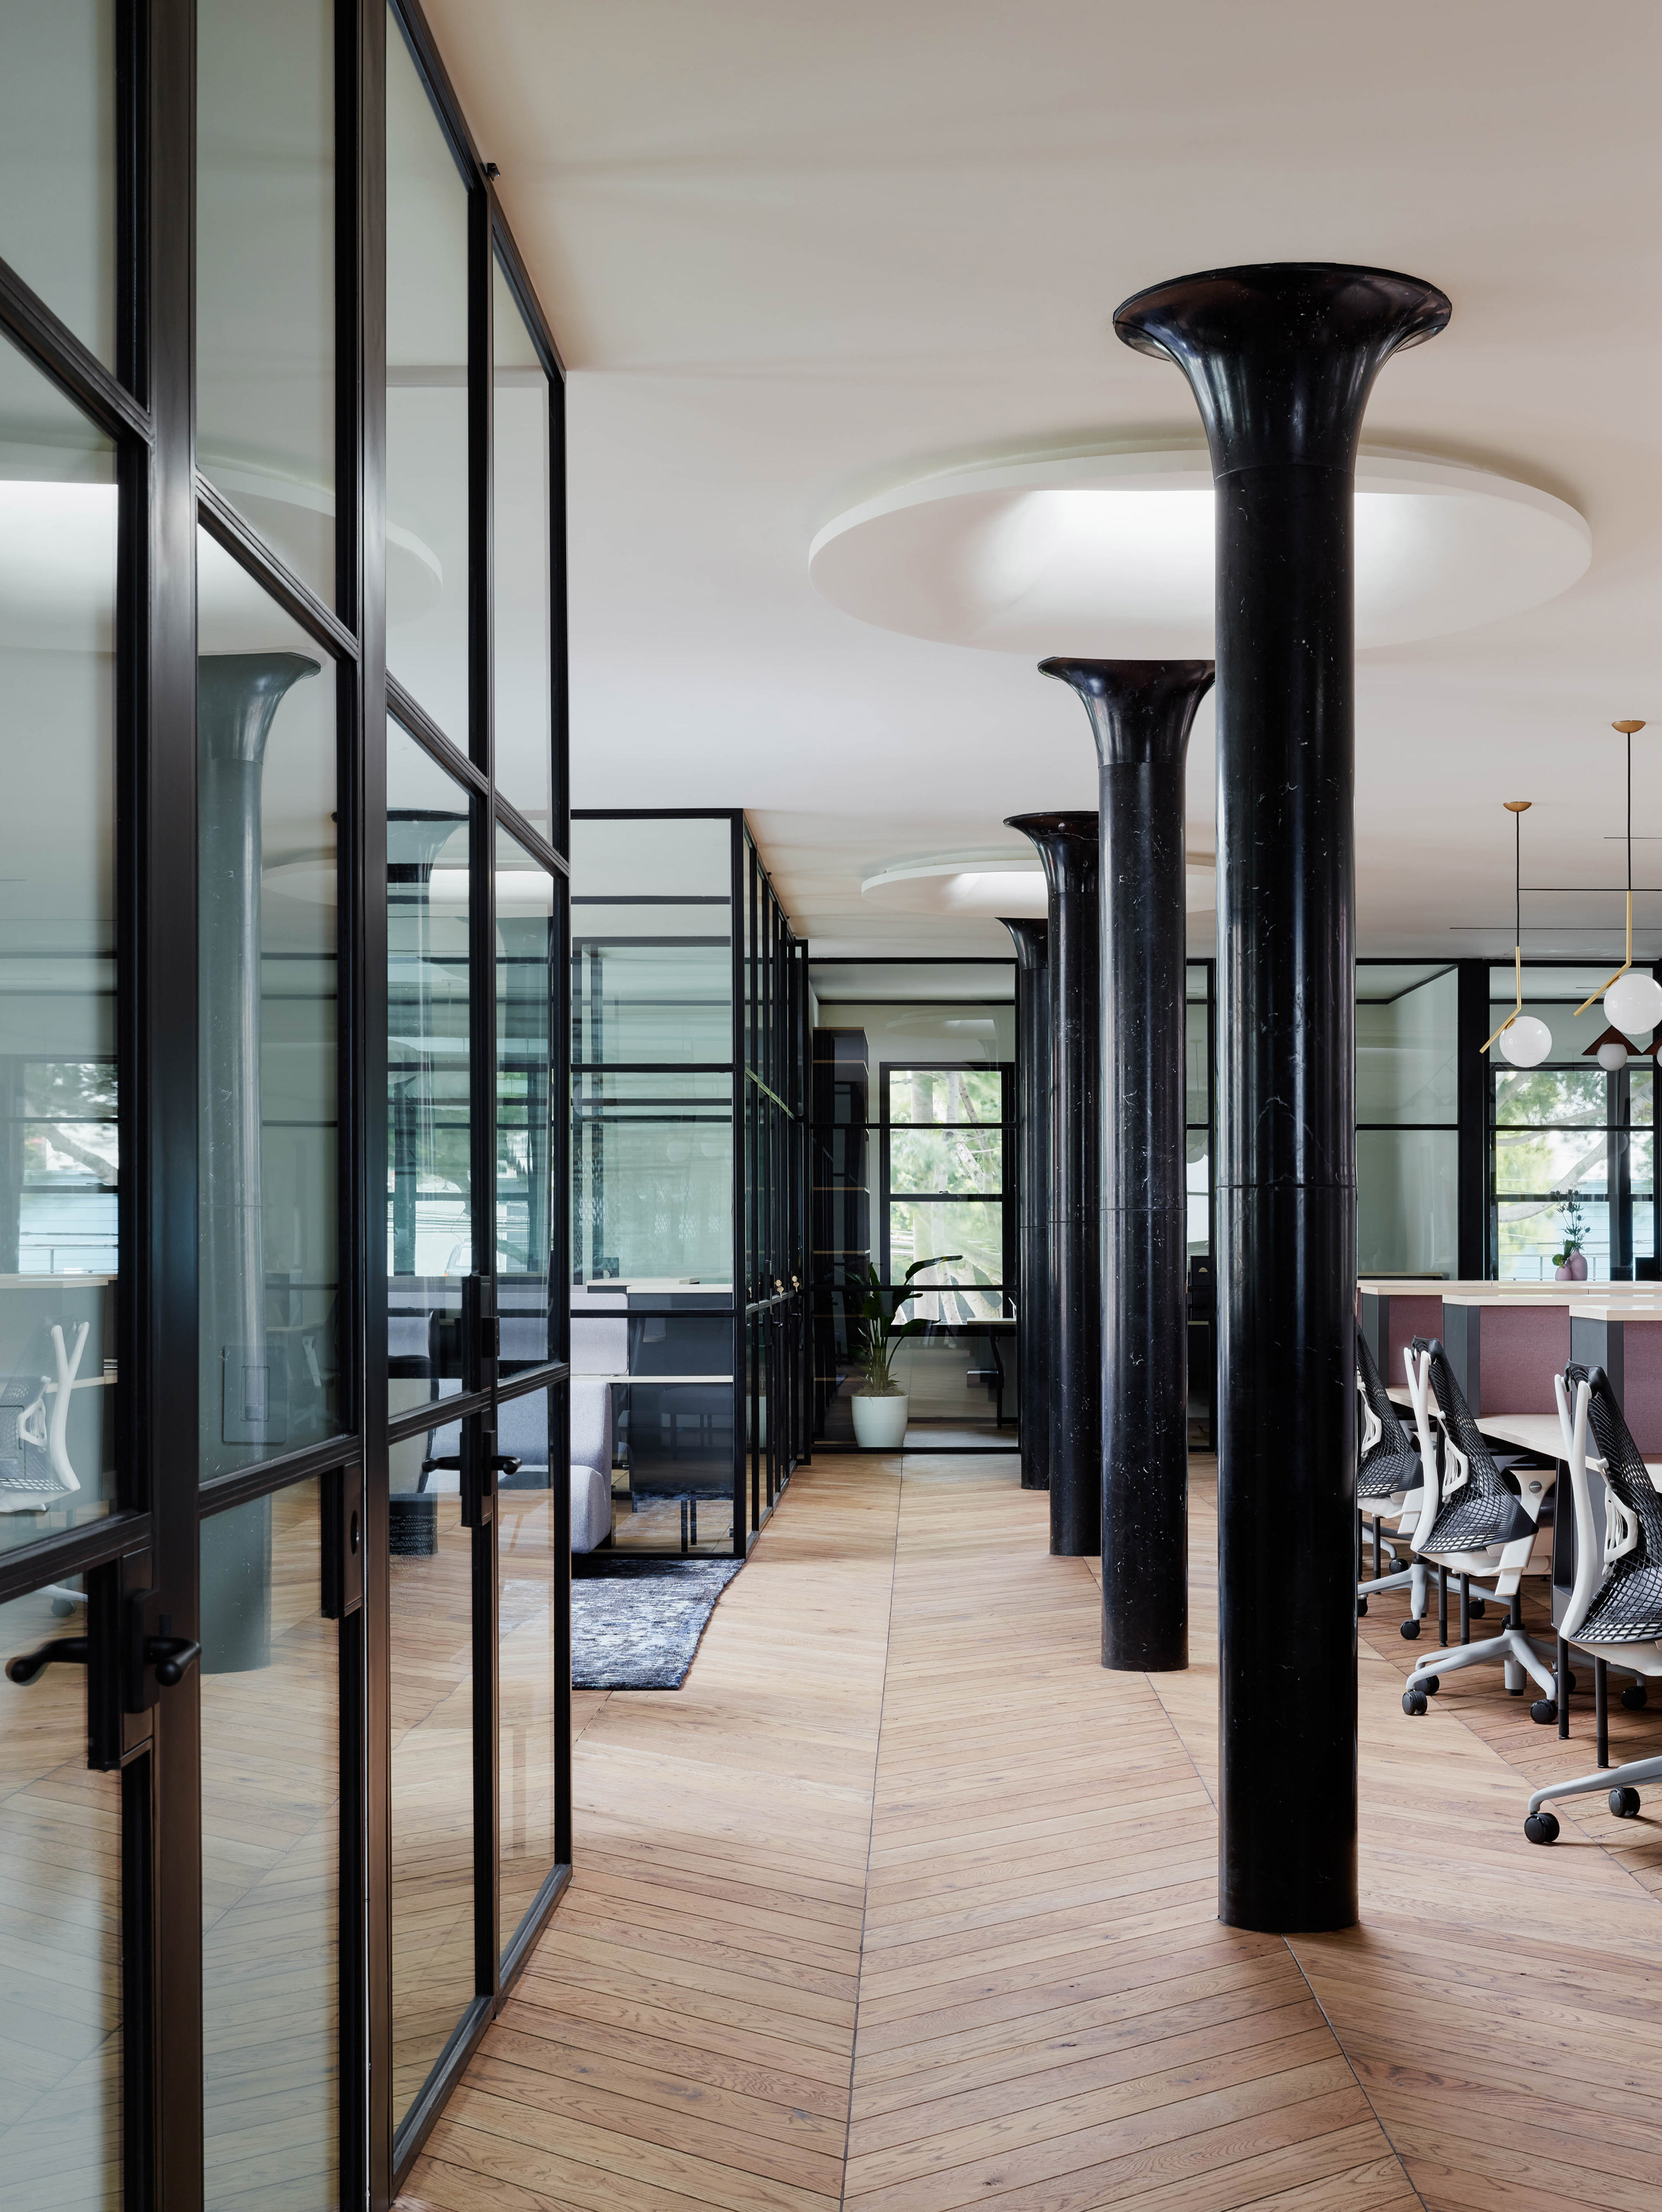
[
  {"left": 573, "top": 942, "right": 732, "bottom": 1067},
  {"left": 572, "top": 1107, "right": 733, "bottom": 1287},
  {"left": 0, "top": 336, "right": 117, "bottom": 1550},
  {"left": 198, "top": 534, "right": 340, "bottom": 1481},
  {"left": 386, "top": 12, "right": 470, "bottom": 742},
  {"left": 389, "top": 1416, "right": 475, "bottom": 2125},
  {"left": 201, "top": 1481, "right": 337, "bottom": 2210},
  {"left": 387, "top": 723, "right": 471, "bottom": 1418},
  {"left": 889, "top": 1068, "right": 1003, "bottom": 1125},
  {"left": 198, "top": 0, "right": 335, "bottom": 598},
  {"left": 497, "top": 828, "right": 553, "bottom": 1370},
  {"left": 1355, "top": 967, "right": 1457, "bottom": 1124},
  {"left": 1186, "top": 1130, "right": 1211, "bottom": 1254},
  {"left": 1355, "top": 1128, "right": 1457, "bottom": 1278},
  {"left": 1184, "top": 996, "right": 1209, "bottom": 1129},
  {"left": 1630, "top": 1068, "right": 1654, "bottom": 1128},
  {"left": 1494, "top": 1126, "right": 1609, "bottom": 1195},
  {"left": 1494, "top": 1068, "right": 1606, "bottom": 1126},
  {"left": 498, "top": 1386, "right": 560, "bottom": 1953},
  {"left": 1630, "top": 1130, "right": 1654, "bottom": 1196},
  {"left": 492, "top": 261, "right": 552, "bottom": 836},
  {"left": 889, "top": 1200, "right": 1002, "bottom": 1288},
  {"left": 0, "top": 1581, "right": 122, "bottom": 2208},
  {"left": 0, "top": 3, "right": 116, "bottom": 366},
  {"left": 889, "top": 1125, "right": 1001, "bottom": 1196}
]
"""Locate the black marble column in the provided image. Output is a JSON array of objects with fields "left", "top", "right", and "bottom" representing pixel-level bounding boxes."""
[
  {"left": 1000, "top": 916, "right": 1050, "bottom": 1492},
  {"left": 1114, "top": 263, "right": 1450, "bottom": 1931},
  {"left": 1005, "top": 814, "right": 1100, "bottom": 1555},
  {"left": 1040, "top": 661, "right": 1214, "bottom": 1672}
]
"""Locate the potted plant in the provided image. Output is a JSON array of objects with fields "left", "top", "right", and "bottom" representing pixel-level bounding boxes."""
[
  {"left": 846, "top": 1254, "right": 960, "bottom": 1449},
  {"left": 1552, "top": 1189, "right": 1589, "bottom": 1281}
]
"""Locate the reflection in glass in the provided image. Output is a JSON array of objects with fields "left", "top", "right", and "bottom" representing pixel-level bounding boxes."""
[
  {"left": 889, "top": 1125, "right": 1002, "bottom": 1195},
  {"left": 386, "top": 10, "right": 470, "bottom": 742},
  {"left": 497, "top": 1387, "right": 562, "bottom": 1951},
  {"left": 889, "top": 1067, "right": 1003, "bottom": 1125},
  {"left": 198, "top": 0, "right": 335, "bottom": 597},
  {"left": 497, "top": 830, "right": 554, "bottom": 1370},
  {"left": 889, "top": 1200, "right": 1004, "bottom": 1308},
  {"left": 198, "top": 533, "right": 340, "bottom": 1482},
  {"left": 387, "top": 723, "right": 471, "bottom": 1421},
  {"left": 200, "top": 1481, "right": 337, "bottom": 2210},
  {"left": 1355, "top": 967, "right": 1457, "bottom": 1124},
  {"left": 1186, "top": 1131, "right": 1211, "bottom": 1254},
  {"left": 0, "top": 1583, "right": 122, "bottom": 2209},
  {"left": 0, "top": 335, "right": 117, "bottom": 1549},
  {"left": 492, "top": 262, "right": 552, "bottom": 835},
  {"left": 1185, "top": 995, "right": 1209, "bottom": 1132},
  {"left": 1355, "top": 1129, "right": 1458, "bottom": 1278},
  {"left": 0, "top": 3, "right": 116, "bottom": 366},
  {"left": 389, "top": 1427, "right": 475, "bottom": 2123},
  {"left": 1493, "top": 1067, "right": 1606, "bottom": 1128}
]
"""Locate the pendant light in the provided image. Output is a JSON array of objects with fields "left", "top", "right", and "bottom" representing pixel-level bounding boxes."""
[
  {"left": 1577, "top": 720, "right": 1661, "bottom": 1035},
  {"left": 1483, "top": 801, "right": 1552, "bottom": 1067}
]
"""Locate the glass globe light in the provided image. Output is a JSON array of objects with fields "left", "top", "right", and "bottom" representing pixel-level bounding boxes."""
[
  {"left": 1498, "top": 1015, "right": 1552, "bottom": 1068},
  {"left": 1605, "top": 970, "right": 1662, "bottom": 1036},
  {"left": 1598, "top": 1039, "right": 1629, "bottom": 1072}
]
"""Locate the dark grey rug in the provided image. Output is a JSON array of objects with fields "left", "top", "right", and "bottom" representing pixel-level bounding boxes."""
[{"left": 572, "top": 1559, "right": 745, "bottom": 1690}]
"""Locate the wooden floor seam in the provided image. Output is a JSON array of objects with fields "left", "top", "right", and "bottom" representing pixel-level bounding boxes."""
[{"left": 400, "top": 1454, "right": 1662, "bottom": 2212}]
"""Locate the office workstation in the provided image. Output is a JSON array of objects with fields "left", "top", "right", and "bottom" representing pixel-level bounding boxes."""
[{"left": 4, "top": 11, "right": 1662, "bottom": 2212}]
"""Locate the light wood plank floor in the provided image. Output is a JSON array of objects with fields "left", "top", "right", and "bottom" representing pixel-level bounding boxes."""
[{"left": 401, "top": 1452, "right": 1662, "bottom": 2212}]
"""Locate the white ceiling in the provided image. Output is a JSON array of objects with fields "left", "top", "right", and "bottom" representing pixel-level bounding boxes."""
[{"left": 424, "top": 0, "right": 1662, "bottom": 962}]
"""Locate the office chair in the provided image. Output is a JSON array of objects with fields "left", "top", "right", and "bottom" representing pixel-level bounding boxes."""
[
  {"left": 1524, "top": 1364, "right": 1662, "bottom": 1842},
  {"left": 1400, "top": 1336, "right": 1559, "bottom": 1716},
  {"left": 1355, "top": 1332, "right": 1437, "bottom": 1628}
]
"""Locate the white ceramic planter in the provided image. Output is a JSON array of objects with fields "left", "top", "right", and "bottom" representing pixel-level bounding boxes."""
[{"left": 851, "top": 1391, "right": 908, "bottom": 1449}]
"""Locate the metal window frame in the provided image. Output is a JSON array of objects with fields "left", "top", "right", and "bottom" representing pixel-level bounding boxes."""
[{"left": 0, "top": 2, "right": 572, "bottom": 2204}]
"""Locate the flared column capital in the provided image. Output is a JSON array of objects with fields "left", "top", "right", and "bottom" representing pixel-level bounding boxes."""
[
  {"left": 1005, "top": 811, "right": 1098, "bottom": 899},
  {"left": 198, "top": 650, "right": 320, "bottom": 766},
  {"left": 999, "top": 915, "right": 1048, "bottom": 970},
  {"left": 1040, "top": 659, "right": 1214, "bottom": 769},
  {"left": 1114, "top": 262, "right": 1450, "bottom": 475}
]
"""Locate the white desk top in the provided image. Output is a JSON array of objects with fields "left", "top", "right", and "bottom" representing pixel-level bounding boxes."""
[{"left": 1384, "top": 1393, "right": 1662, "bottom": 1493}]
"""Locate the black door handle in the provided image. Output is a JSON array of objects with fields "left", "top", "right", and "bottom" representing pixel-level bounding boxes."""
[
  {"left": 489, "top": 1455, "right": 521, "bottom": 1477},
  {"left": 146, "top": 1635, "right": 200, "bottom": 1688},
  {"left": 6, "top": 1635, "right": 89, "bottom": 1685}
]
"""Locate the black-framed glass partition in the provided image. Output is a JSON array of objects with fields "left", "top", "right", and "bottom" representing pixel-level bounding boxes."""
[
  {"left": 569, "top": 811, "right": 808, "bottom": 1555},
  {"left": 0, "top": 5, "right": 570, "bottom": 2205},
  {"left": 809, "top": 960, "right": 1017, "bottom": 1451},
  {"left": 1488, "top": 965, "right": 1658, "bottom": 1280}
]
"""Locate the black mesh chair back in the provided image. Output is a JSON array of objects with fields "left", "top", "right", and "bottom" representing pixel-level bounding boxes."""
[
  {"left": 1571, "top": 1362, "right": 1662, "bottom": 1642},
  {"left": 1356, "top": 1331, "right": 1422, "bottom": 1499},
  {"left": 1412, "top": 1336, "right": 1536, "bottom": 1552}
]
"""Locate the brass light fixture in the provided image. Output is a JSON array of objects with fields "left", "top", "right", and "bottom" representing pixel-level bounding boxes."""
[
  {"left": 1576, "top": 720, "right": 1661, "bottom": 1033},
  {"left": 1483, "top": 800, "right": 1552, "bottom": 1066}
]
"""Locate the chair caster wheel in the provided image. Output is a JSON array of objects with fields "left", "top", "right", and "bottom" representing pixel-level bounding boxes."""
[
  {"left": 49, "top": 1596, "right": 76, "bottom": 1617},
  {"left": 1622, "top": 1683, "right": 1648, "bottom": 1711},
  {"left": 1403, "top": 1689, "right": 1429, "bottom": 1716},
  {"left": 1400, "top": 1619, "right": 1421, "bottom": 1641},
  {"left": 1531, "top": 1699, "right": 1558, "bottom": 1724},
  {"left": 1357, "top": 1597, "right": 1368, "bottom": 1617},
  {"left": 1609, "top": 1786, "right": 1642, "bottom": 1818},
  {"left": 1524, "top": 1812, "right": 1560, "bottom": 1845},
  {"left": 1469, "top": 1597, "right": 1486, "bottom": 1619},
  {"left": 1422, "top": 1676, "right": 1439, "bottom": 1695},
  {"left": 1564, "top": 1670, "right": 1578, "bottom": 1694}
]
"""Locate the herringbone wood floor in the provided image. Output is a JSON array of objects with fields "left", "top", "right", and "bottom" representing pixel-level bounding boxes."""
[{"left": 399, "top": 1452, "right": 1662, "bottom": 2212}]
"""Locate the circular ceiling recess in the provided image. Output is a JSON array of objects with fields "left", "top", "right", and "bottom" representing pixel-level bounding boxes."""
[
  {"left": 809, "top": 444, "right": 1591, "bottom": 655},
  {"left": 861, "top": 851, "right": 1217, "bottom": 917}
]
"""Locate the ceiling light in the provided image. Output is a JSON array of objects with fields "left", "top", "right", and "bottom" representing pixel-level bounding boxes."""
[
  {"left": 809, "top": 444, "right": 1591, "bottom": 656},
  {"left": 1486, "top": 801, "right": 1553, "bottom": 1068}
]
